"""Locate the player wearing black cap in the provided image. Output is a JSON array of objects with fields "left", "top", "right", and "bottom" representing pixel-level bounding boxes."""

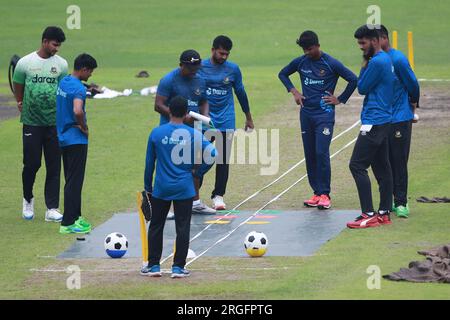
[{"left": 155, "top": 50, "right": 216, "bottom": 215}]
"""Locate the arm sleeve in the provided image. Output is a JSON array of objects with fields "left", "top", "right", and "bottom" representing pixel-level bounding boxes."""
[
  {"left": 74, "top": 85, "right": 86, "bottom": 100},
  {"left": 144, "top": 132, "right": 156, "bottom": 192},
  {"left": 278, "top": 57, "right": 301, "bottom": 92},
  {"left": 156, "top": 75, "right": 172, "bottom": 98},
  {"left": 331, "top": 58, "right": 358, "bottom": 104},
  {"left": 12, "top": 59, "right": 26, "bottom": 84},
  {"left": 395, "top": 57, "right": 420, "bottom": 103},
  {"left": 233, "top": 66, "right": 250, "bottom": 113},
  {"left": 357, "top": 59, "right": 383, "bottom": 95}
]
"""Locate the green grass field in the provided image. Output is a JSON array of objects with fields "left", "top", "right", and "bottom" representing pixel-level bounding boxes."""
[{"left": 1, "top": 0, "right": 449, "bottom": 299}]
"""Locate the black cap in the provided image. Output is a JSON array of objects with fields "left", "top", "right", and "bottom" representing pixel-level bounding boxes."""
[{"left": 180, "top": 49, "right": 201, "bottom": 65}]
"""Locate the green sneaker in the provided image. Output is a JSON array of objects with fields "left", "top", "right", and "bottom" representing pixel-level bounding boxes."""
[
  {"left": 59, "top": 223, "right": 90, "bottom": 234},
  {"left": 392, "top": 204, "right": 397, "bottom": 213},
  {"left": 395, "top": 204, "right": 409, "bottom": 218},
  {"left": 76, "top": 216, "right": 92, "bottom": 230}
]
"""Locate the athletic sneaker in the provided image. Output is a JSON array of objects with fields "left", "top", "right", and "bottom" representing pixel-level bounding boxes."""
[
  {"left": 317, "top": 194, "right": 331, "bottom": 210},
  {"left": 212, "top": 195, "right": 226, "bottom": 210},
  {"left": 347, "top": 213, "right": 381, "bottom": 229},
  {"left": 395, "top": 204, "right": 409, "bottom": 218},
  {"left": 59, "top": 222, "right": 90, "bottom": 234},
  {"left": 171, "top": 266, "right": 190, "bottom": 278},
  {"left": 304, "top": 195, "right": 321, "bottom": 207},
  {"left": 167, "top": 211, "right": 175, "bottom": 220},
  {"left": 192, "top": 201, "right": 216, "bottom": 215},
  {"left": 22, "top": 198, "right": 34, "bottom": 220},
  {"left": 378, "top": 212, "right": 392, "bottom": 225},
  {"left": 140, "top": 264, "right": 162, "bottom": 277},
  {"left": 75, "top": 216, "right": 92, "bottom": 231},
  {"left": 45, "top": 208, "right": 63, "bottom": 222}
]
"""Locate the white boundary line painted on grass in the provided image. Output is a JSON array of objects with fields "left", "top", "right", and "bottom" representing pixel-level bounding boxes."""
[
  {"left": 418, "top": 79, "right": 450, "bottom": 82},
  {"left": 185, "top": 137, "right": 358, "bottom": 267},
  {"left": 159, "top": 120, "right": 360, "bottom": 265},
  {"left": 30, "top": 265, "right": 304, "bottom": 273}
]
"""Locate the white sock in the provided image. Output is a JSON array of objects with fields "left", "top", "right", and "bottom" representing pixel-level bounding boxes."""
[{"left": 193, "top": 200, "right": 201, "bottom": 206}]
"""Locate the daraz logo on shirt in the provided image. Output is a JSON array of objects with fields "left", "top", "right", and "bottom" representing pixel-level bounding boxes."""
[
  {"left": 304, "top": 77, "right": 325, "bottom": 86},
  {"left": 56, "top": 87, "right": 67, "bottom": 98},
  {"left": 206, "top": 88, "right": 227, "bottom": 96},
  {"left": 187, "top": 100, "right": 198, "bottom": 107},
  {"left": 31, "top": 74, "right": 57, "bottom": 84},
  {"left": 162, "top": 136, "right": 187, "bottom": 145}
]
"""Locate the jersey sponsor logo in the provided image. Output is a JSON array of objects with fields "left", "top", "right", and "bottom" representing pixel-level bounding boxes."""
[
  {"left": 187, "top": 100, "right": 198, "bottom": 107},
  {"left": 319, "top": 69, "right": 326, "bottom": 76},
  {"left": 161, "top": 135, "right": 187, "bottom": 145},
  {"left": 50, "top": 67, "right": 58, "bottom": 74},
  {"left": 304, "top": 77, "right": 325, "bottom": 86},
  {"left": 56, "top": 87, "right": 67, "bottom": 98},
  {"left": 194, "top": 88, "right": 201, "bottom": 96},
  {"left": 31, "top": 74, "right": 57, "bottom": 84},
  {"left": 206, "top": 87, "right": 228, "bottom": 96},
  {"left": 223, "top": 77, "right": 230, "bottom": 84},
  {"left": 301, "top": 69, "right": 312, "bottom": 74}
]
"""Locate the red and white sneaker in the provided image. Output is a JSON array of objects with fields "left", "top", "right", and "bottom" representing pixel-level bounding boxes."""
[
  {"left": 304, "top": 195, "right": 321, "bottom": 207},
  {"left": 378, "top": 212, "right": 392, "bottom": 225},
  {"left": 347, "top": 213, "right": 381, "bottom": 229},
  {"left": 317, "top": 194, "right": 331, "bottom": 210}
]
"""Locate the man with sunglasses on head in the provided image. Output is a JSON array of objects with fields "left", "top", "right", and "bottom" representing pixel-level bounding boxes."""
[
  {"left": 155, "top": 49, "right": 216, "bottom": 215},
  {"left": 278, "top": 30, "right": 357, "bottom": 211}
]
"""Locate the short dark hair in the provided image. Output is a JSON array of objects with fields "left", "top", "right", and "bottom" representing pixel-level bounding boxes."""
[
  {"left": 378, "top": 25, "right": 389, "bottom": 39},
  {"left": 296, "top": 30, "right": 319, "bottom": 49},
  {"left": 74, "top": 53, "right": 98, "bottom": 70},
  {"left": 42, "top": 26, "right": 66, "bottom": 43},
  {"left": 213, "top": 35, "right": 233, "bottom": 51},
  {"left": 169, "top": 96, "right": 188, "bottom": 118},
  {"left": 354, "top": 25, "right": 380, "bottom": 40}
]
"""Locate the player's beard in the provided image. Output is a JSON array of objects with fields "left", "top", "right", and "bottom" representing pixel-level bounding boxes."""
[
  {"left": 363, "top": 44, "right": 375, "bottom": 61},
  {"left": 212, "top": 54, "right": 226, "bottom": 64}
]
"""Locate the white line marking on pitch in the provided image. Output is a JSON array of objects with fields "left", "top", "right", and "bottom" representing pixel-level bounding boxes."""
[
  {"left": 186, "top": 137, "right": 358, "bottom": 267},
  {"left": 159, "top": 120, "right": 360, "bottom": 265}
]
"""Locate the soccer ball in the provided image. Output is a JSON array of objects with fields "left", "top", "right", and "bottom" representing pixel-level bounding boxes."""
[
  {"left": 104, "top": 232, "right": 128, "bottom": 258},
  {"left": 244, "top": 231, "right": 268, "bottom": 257}
]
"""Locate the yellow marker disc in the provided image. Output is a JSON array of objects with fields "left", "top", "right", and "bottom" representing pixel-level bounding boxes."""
[{"left": 204, "top": 220, "right": 230, "bottom": 224}]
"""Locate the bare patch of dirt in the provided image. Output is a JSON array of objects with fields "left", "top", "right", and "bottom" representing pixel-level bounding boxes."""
[{"left": 0, "top": 94, "right": 19, "bottom": 121}]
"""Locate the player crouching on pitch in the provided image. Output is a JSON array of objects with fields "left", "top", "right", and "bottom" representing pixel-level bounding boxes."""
[
  {"left": 141, "top": 96, "right": 216, "bottom": 278},
  {"left": 56, "top": 54, "right": 97, "bottom": 234}
]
